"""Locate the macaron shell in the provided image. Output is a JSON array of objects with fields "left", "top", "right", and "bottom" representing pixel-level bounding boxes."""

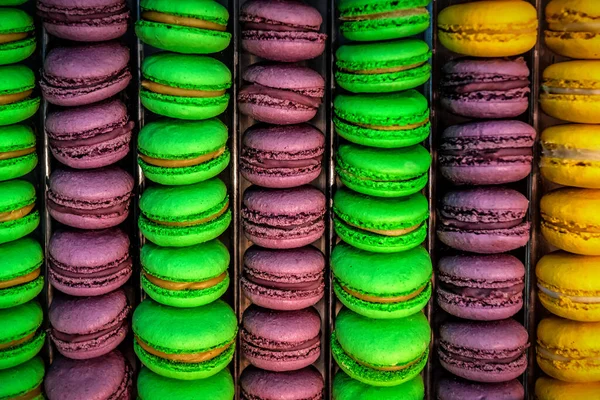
[
  {"left": 241, "top": 366, "right": 324, "bottom": 400},
  {"left": 437, "top": 378, "right": 524, "bottom": 400},
  {"left": 0, "top": 356, "right": 44, "bottom": 399},
  {"left": 142, "top": 272, "right": 229, "bottom": 308},
  {"left": 0, "top": 97, "right": 40, "bottom": 127},
  {"left": 0, "top": 301, "right": 46, "bottom": 370},
  {"left": 136, "top": 21, "right": 231, "bottom": 54},
  {"left": 334, "top": 371, "right": 425, "bottom": 400},
  {"left": 0, "top": 210, "right": 40, "bottom": 245},
  {"left": 535, "top": 377, "right": 600, "bottom": 400},
  {"left": 0, "top": 37, "right": 36, "bottom": 66},
  {"left": 137, "top": 367, "right": 235, "bottom": 400},
  {"left": 141, "top": 92, "right": 230, "bottom": 120}
]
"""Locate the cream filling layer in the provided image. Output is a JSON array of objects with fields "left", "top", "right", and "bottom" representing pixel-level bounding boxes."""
[
  {"left": 538, "top": 284, "right": 600, "bottom": 304},
  {"left": 542, "top": 86, "right": 600, "bottom": 96},
  {"left": 548, "top": 21, "right": 600, "bottom": 33},
  {"left": 541, "top": 145, "right": 600, "bottom": 162},
  {"left": 537, "top": 345, "right": 600, "bottom": 363}
]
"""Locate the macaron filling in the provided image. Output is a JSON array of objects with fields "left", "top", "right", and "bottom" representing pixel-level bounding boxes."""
[
  {"left": 142, "top": 270, "right": 227, "bottom": 291},
  {"left": 439, "top": 339, "right": 528, "bottom": 370},
  {"left": 0, "top": 328, "right": 44, "bottom": 357},
  {"left": 440, "top": 204, "right": 527, "bottom": 231},
  {"left": 41, "top": 65, "right": 132, "bottom": 98},
  {"left": 49, "top": 251, "right": 132, "bottom": 288},
  {"left": 146, "top": 199, "right": 229, "bottom": 228},
  {"left": 241, "top": 146, "right": 324, "bottom": 177},
  {"left": 340, "top": 7, "right": 428, "bottom": 22},
  {"left": 0, "top": 88, "right": 33, "bottom": 106},
  {"left": 241, "top": 203, "right": 325, "bottom": 240},
  {"left": 438, "top": 274, "right": 524, "bottom": 308},
  {"left": 136, "top": 336, "right": 234, "bottom": 363},
  {"left": 141, "top": 11, "right": 227, "bottom": 31},
  {"left": 338, "top": 279, "right": 429, "bottom": 304},
  {"left": 538, "top": 283, "right": 600, "bottom": 304},
  {"left": 142, "top": 80, "right": 226, "bottom": 98},
  {"left": 541, "top": 213, "right": 600, "bottom": 238},
  {"left": 139, "top": 146, "right": 227, "bottom": 168},
  {"left": 0, "top": 331, "right": 35, "bottom": 349},
  {"left": 239, "top": 83, "right": 323, "bottom": 112},
  {"left": 536, "top": 342, "right": 598, "bottom": 364},
  {"left": 242, "top": 266, "right": 324, "bottom": 299},
  {"left": 37, "top": 1, "right": 129, "bottom": 27},
  {"left": 241, "top": 327, "right": 321, "bottom": 360},
  {"left": 47, "top": 189, "right": 131, "bottom": 218}
]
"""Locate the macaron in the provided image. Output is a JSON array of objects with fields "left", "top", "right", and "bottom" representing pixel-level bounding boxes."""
[
  {"left": 440, "top": 120, "right": 535, "bottom": 185},
  {"left": 46, "top": 99, "right": 133, "bottom": 169},
  {"left": 0, "top": 0, "right": 27, "bottom": 5},
  {"left": 335, "top": 39, "right": 432, "bottom": 93},
  {"left": 0, "top": 357, "right": 44, "bottom": 400},
  {"left": 138, "top": 367, "right": 235, "bottom": 400},
  {"left": 40, "top": 42, "right": 131, "bottom": 107},
  {"left": 45, "top": 351, "right": 132, "bottom": 400},
  {"left": 333, "top": 90, "right": 430, "bottom": 148},
  {"left": 49, "top": 289, "right": 130, "bottom": 360},
  {"left": 241, "top": 124, "right": 325, "bottom": 189},
  {"left": 240, "top": 0, "right": 326, "bottom": 62},
  {"left": 241, "top": 305, "right": 321, "bottom": 372},
  {"left": 336, "top": 143, "right": 431, "bottom": 198},
  {"left": 133, "top": 299, "right": 237, "bottom": 380},
  {"left": 541, "top": 188, "right": 600, "bottom": 255},
  {"left": 0, "top": 8, "right": 35, "bottom": 65},
  {"left": 141, "top": 53, "right": 231, "bottom": 120},
  {"left": 0, "top": 180, "right": 39, "bottom": 245},
  {"left": 338, "top": 0, "right": 431, "bottom": 42},
  {"left": 437, "top": 254, "right": 525, "bottom": 321},
  {"left": 48, "top": 228, "right": 132, "bottom": 297},
  {"left": 242, "top": 245, "right": 325, "bottom": 311},
  {"left": 536, "top": 377, "right": 600, "bottom": 400},
  {"left": 37, "top": 0, "right": 129, "bottom": 42},
  {"left": 0, "top": 65, "right": 39, "bottom": 126},
  {"left": 139, "top": 177, "right": 231, "bottom": 247},
  {"left": 438, "top": 1, "right": 538, "bottom": 57},
  {"left": 0, "top": 301, "right": 45, "bottom": 370},
  {"left": 332, "top": 308, "right": 430, "bottom": 387},
  {"left": 332, "top": 243, "right": 432, "bottom": 319},
  {"left": 141, "top": 240, "right": 230, "bottom": 308},
  {"left": 334, "top": 371, "right": 424, "bottom": 400},
  {"left": 47, "top": 167, "right": 134, "bottom": 230},
  {"left": 242, "top": 185, "right": 326, "bottom": 249},
  {"left": 541, "top": 61, "right": 600, "bottom": 124},
  {"left": 545, "top": 0, "right": 600, "bottom": 59},
  {"left": 138, "top": 118, "right": 230, "bottom": 185},
  {"left": 437, "top": 378, "right": 524, "bottom": 400},
  {"left": 537, "top": 317, "right": 600, "bottom": 382},
  {"left": 333, "top": 188, "right": 428, "bottom": 253},
  {"left": 437, "top": 187, "right": 530, "bottom": 254},
  {"left": 241, "top": 366, "right": 324, "bottom": 400},
  {"left": 0, "top": 237, "right": 43, "bottom": 309},
  {"left": 439, "top": 319, "right": 529, "bottom": 383},
  {"left": 136, "top": 0, "right": 231, "bottom": 54},
  {"left": 239, "top": 63, "right": 325, "bottom": 125},
  {"left": 0, "top": 124, "right": 37, "bottom": 181},
  {"left": 441, "top": 57, "right": 530, "bottom": 119}
]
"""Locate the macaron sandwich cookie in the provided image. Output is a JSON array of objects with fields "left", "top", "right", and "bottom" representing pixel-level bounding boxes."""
[
  {"left": 333, "top": 188, "right": 428, "bottom": 253},
  {"left": 141, "top": 240, "right": 230, "bottom": 308},
  {"left": 0, "top": 180, "right": 39, "bottom": 244},
  {"left": 138, "top": 368, "right": 235, "bottom": 400},
  {"left": 239, "top": 64, "right": 325, "bottom": 125},
  {"left": 0, "top": 124, "right": 37, "bottom": 181},
  {"left": 333, "top": 90, "right": 430, "bottom": 149},
  {"left": 0, "top": 238, "right": 43, "bottom": 309},
  {"left": 536, "top": 377, "right": 600, "bottom": 400},
  {"left": 0, "top": 357, "right": 44, "bottom": 400},
  {"left": 0, "top": 0, "right": 27, "bottom": 4},
  {"left": 0, "top": 8, "right": 35, "bottom": 65},
  {"left": 545, "top": 0, "right": 600, "bottom": 59},
  {"left": 334, "top": 372, "right": 424, "bottom": 400},
  {"left": 241, "top": 306, "right": 321, "bottom": 372},
  {"left": 136, "top": 0, "right": 231, "bottom": 54},
  {"left": 0, "top": 65, "right": 40, "bottom": 126},
  {"left": 332, "top": 308, "right": 430, "bottom": 387},
  {"left": 335, "top": 39, "right": 432, "bottom": 93},
  {"left": 439, "top": 319, "right": 529, "bottom": 383},
  {"left": 338, "top": 0, "right": 431, "bottom": 42},
  {"left": 47, "top": 167, "right": 134, "bottom": 230},
  {"left": 138, "top": 118, "right": 230, "bottom": 185},
  {"left": 0, "top": 301, "right": 45, "bottom": 369},
  {"left": 437, "top": 378, "right": 524, "bottom": 400},
  {"left": 241, "top": 366, "right": 324, "bottom": 400},
  {"left": 139, "top": 178, "right": 231, "bottom": 247},
  {"left": 240, "top": 0, "right": 326, "bottom": 62},
  {"left": 133, "top": 299, "right": 237, "bottom": 380},
  {"left": 141, "top": 53, "right": 231, "bottom": 120}
]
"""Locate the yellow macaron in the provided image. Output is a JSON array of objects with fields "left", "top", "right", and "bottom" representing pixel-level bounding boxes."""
[
  {"left": 437, "top": 0, "right": 538, "bottom": 57},
  {"left": 537, "top": 317, "right": 600, "bottom": 382},
  {"left": 541, "top": 61, "right": 600, "bottom": 123},
  {"left": 536, "top": 377, "right": 600, "bottom": 400},
  {"left": 541, "top": 124, "right": 600, "bottom": 188},
  {"left": 546, "top": 0, "right": 600, "bottom": 59},
  {"left": 541, "top": 188, "right": 600, "bottom": 255},
  {"left": 537, "top": 251, "right": 600, "bottom": 321}
]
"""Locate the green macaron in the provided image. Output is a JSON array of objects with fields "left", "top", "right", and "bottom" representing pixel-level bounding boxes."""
[
  {"left": 0, "top": 238, "right": 43, "bottom": 309},
  {"left": 141, "top": 239, "right": 230, "bottom": 308},
  {"left": 333, "top": 188, "right": 428, "bottom": 253},
  {"left": 336, "top": 40, "right": 431, "bottom": 93},
  {"left": 333, "top": 91, "right": 430, "bottom": 148},
  {"left": 336, "top": 143, "right": 430, "bottom": 197},
  {"left": 139, "top": 177, "right": 231, "bottom": 247},
  {"left": 136, "top": 0, "right": 231, "bottom": 54},
  {"left": 0, "top": 301, "right": 45, "bottom": 370},
  {"left": 0, "top": 180, "right": 39, "bottom": 245},
  {"left": 0, "top": 124, "right": 37, "bottom": 181},
  {"left": 138, "top": 367, "right": 234, "bottom": 400},
  {"left": 333, "top": 371, "right": 424, "bottom": 400},
  {"left": 141, "top": 53, "right": 231, "bottom": 120},
  {"left": 332, "top": 243, "right": 432, "bottom": 319},
  {"left": 133, "top": 299, "right": 237, "bottom": 380},
  {"left": 138, "top": 118, "right": 230, "bottom": 185},
  {"left": 0, "top": 65, "right": 40, "bottom": 126},
  {"left": 0, "top": 8, "right": 35, "bottom": 65},
  {"left": 0, "top": 356, "right": 44, "bottom": 400},
  {"left": 0, "top": 0, "right": 28, "bottom": 4}
]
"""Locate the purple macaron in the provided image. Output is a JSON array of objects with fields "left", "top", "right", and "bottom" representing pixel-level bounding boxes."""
[
  {"left": 241, "top": 124, "right": 325, "bottom": 188},
  {"left": 241, "top": 366, "right": 324, "bottom": 400},
  {"left": 48, "top": 167, "right": 134, "bottom": 230},
  {"left": 242, "top": 245, "right": 325, "bottom": 311},
  {"left": 45, "top": 350, "right": 132, "bottom": 400},
  {"left": 438, "top": 319, "right": 529, "bottom": 383},
  {"left": 441, "top": 57, "right": 530, "bottom": 119},
  {"left": 48, "top": 228, "right": 132, "bottom": 296},
  {"left": 437, "top": 255, "right": 525, "bottom": 321},
  {"left": 40, "top": 42, "right": 131, "bottom": 107},
  {"left": 437, "top": 377, "right": 525, "bottom": 400},
  {"left": 46, "top": 98, "right": 134, "bottom": 169},
  {"left": 242, "top": 185, "right": 326, "bottom": 249},
  {"left": 439, "top": 121, "right": 536, "bottom": 185},
  {"left": 241, "top": 305, "right": 321, "bottom": 372},
  {"left": 240, "top": 0, "right": 327, "bottom": 62},
  {"left": 437, "top": 187, "right": 530, "bottom": 254},
  {"left": 239, "top": 63, "right": 325, "bottom": 125}
]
